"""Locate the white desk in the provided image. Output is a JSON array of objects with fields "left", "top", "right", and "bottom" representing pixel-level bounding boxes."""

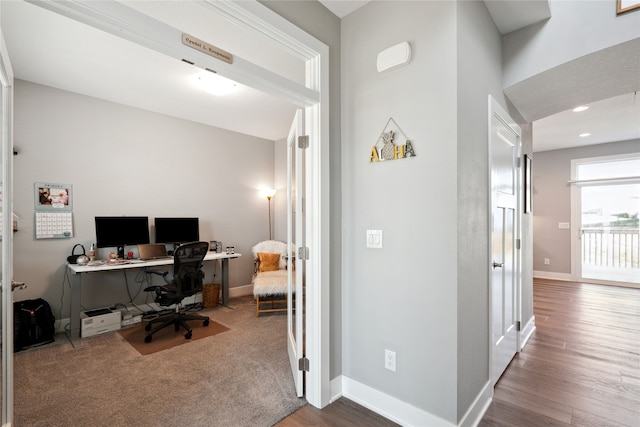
[{"left": 66, "top": 252, "right": 241, "bottom": 346}]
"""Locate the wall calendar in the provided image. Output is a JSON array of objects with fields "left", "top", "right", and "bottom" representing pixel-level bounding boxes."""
[{"left": 35, "top": 182, "right": 73, "bottom": 239}]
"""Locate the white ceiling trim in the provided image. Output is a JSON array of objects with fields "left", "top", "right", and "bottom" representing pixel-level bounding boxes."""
[{"left": 26, "top": 0, "right": 318, "bottom": 108}]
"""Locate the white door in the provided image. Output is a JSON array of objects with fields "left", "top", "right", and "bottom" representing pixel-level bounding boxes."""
[
  {"left": 0, "top": 25, "right": 15, "bottom": 425},
  {"left": 489, "top": 97, "right": 521, "bottom": 386},
  {"left": 287, "top": 109, "right": 305, "bottom": 397}
]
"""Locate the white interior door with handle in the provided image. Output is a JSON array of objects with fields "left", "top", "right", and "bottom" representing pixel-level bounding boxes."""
[
  {"left": 0, "top": 24, "right": 15, "bottom": 426},
  {"left": 287, "top": 109, "right": 305, "bottom": 397},
  {"left": 489, "top": 97, "right": 521, "bottom": 386}
]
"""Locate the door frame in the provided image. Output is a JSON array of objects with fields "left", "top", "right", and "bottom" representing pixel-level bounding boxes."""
[
  {"left": 488, "top": 96, "right": 523, "bottom": 387},
  {"left": 0, "top": 23, "right": 15, "bottom": 425},
  {"left": 11, "top": 0, "right": 332, "bottom": 410}
]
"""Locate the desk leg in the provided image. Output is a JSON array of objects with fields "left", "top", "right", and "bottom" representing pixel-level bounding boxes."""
[
  {"left": 221, "top": 258, "right": 229, "bottom": 306},
  {"left": 67, "top": 269, "right": 84, "bottom": 348}
]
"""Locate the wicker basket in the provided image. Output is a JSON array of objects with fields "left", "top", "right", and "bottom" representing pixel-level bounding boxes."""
[{"left": 202, "top": 283, "right": 221, "bottom": 308}]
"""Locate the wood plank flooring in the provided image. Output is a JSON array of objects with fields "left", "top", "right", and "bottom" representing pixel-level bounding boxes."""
[
  {"left": 480, "top": 278, "right": 640, "bottom": 427},
  {"left": 275, "top": 397, "right": 399, "bottom": 426},
  {"left": 278, "top": 279, "right": 639, "bottom": 426}
]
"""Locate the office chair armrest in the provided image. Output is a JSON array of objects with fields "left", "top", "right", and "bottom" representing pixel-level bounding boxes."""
[{"left": 145, "top": 268, "right": 170, "bottom": 283}]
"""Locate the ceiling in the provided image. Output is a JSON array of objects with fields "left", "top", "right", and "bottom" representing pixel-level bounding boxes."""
[
  {"left": 1, "top": 0, "right": 301, "bottom": 141},
  {"left": 2, "top": 0, "right": 638, "bottom": 151}
]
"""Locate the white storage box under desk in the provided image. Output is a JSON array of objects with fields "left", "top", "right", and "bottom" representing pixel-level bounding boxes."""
[{"left": 81, "top": 308, "right": 121, "bottom": 337}]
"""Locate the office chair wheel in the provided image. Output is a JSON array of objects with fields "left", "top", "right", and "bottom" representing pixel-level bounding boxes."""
[
  {"left": 145, "top": 335, "right": 152, "bottom": 343},
  {"left": 145, "top": 323, "right": 152, "bottom": 331},
  {"left": 185, "top": 331, "right": 192, "bottom": 339},
  {"left": 203, "top": 319, "right": 210, "bottom": 327}
]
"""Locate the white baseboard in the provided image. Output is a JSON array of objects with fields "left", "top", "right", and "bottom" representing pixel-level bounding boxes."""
[
  {"left": 337, "top": 376, "right": 456, "bottom": 426},
  {"left": 330, "top": 376, "right": 343, "bottom": 403},
  {"left": 458, "top": 381, "right": 492, "bottom": 427},
  {"left": 229, "top": 284, "right": 253, "bottom": 298},
  {"left": 533, "top": 271, "right": 572, "bottom": 281},
  {"left": 519, "top": 315, "right": 536, "bottom": 350},
  {"left": 331, "top": 376, "right": 491, "bottom": 427}
]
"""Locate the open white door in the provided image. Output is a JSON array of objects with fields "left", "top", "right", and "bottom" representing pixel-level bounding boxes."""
[
  {"left": 489, "top": 97, "right": 521, "bottom": 386},
  {"left": 0, "top": 23, "right": 15, "bottom": 426},
  {"left": 287, "top": 109, "right": 305, "bottom": 396}
]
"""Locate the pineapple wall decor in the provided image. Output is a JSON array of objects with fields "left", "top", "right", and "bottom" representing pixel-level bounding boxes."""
[{"left": 369, "top": 117, "right": 416, "bottom": 163}]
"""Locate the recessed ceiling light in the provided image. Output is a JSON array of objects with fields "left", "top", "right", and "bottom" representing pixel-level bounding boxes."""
[
  {"left": 573, "top": 105, "right": 589, "bottom": 112},
  {"left": 579, "top": 132, "right": 591, "bottom": 137},
  {"left": 196, "top": 73, "right": 237, "bottom": 96}
]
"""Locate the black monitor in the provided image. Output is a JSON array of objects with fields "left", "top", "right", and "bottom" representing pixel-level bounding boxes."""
[
  {"left": 95, "top": 216, "right": 150, "bottom": 258},
  {"left": 154, "top": 217, "right": 200, "bottom": 245}
]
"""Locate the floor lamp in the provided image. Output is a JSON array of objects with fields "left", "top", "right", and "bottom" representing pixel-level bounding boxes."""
[{"left": 263, "top": 189, "right": 276, "bottom": 240}]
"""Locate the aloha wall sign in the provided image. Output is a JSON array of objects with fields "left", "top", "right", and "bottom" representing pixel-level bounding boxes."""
[{"left": 370, "top": 118, "right": 416, "bottom": 163}]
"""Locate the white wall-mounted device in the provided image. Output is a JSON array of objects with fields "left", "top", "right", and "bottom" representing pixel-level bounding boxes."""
[{"left": 377, "top": 42, "right": 412, "bottom": 73}]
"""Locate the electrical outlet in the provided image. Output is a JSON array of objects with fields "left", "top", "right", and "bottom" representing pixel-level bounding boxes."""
[
  {"left": 544, "top": 258, "right": 550, "bottom": 265},
  {"left": 385, "top": 349, "right": 396, "bottom": 372}
]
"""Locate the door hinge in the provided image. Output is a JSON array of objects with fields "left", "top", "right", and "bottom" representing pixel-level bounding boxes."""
[
  {"left": 516, "top": 238, "right": 521, "bottom": 250},
  {"left": 298, "top": 246, "right": 309, "bottom": 260},
  {"left": 298, "top": 135, "right": 309, "bottom": 149},
  {"left": 298, "top": 357, "right": 309, "bottom": 372},
  {"left": 516, "top": 321, "right": 521, "bottom": 332}
]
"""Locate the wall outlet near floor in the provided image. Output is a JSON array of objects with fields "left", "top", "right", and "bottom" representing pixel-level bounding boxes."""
[
  {"left": 385, "top": 349, "right": 396, "bottom": 372},
  {"left": 544, "top": 258, "right": 550, "bottom": 265}
]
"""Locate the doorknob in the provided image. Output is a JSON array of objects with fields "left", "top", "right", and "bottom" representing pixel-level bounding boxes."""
[
  {"left": 492, "top": 262, "right": 504, "bottom": 268},
  {"left": 2, "top": 280, "right": 28, "bottom": 291}
]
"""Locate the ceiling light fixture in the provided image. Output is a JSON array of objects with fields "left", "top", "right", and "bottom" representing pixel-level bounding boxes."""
[
  {"left": 579, "top": 132, "right": 592, "bottom": 137},
  {"left": 196, "top": 72, "right": 237, "bottom": 96},
  {"left": 573, "top": 105, "right": 589, "bottom": 112}
]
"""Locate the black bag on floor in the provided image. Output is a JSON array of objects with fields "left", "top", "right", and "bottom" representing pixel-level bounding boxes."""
[{"left": 14, "top": 298, "right": 55, "bottom": 352}]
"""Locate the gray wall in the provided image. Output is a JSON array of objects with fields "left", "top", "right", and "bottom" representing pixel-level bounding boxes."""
[
  {"left": 502, "top": 0, "right": 640, "bottom": 88},
  {"left": 532, "top": 139, "right": 640, "bottom": 276},
  {"left": 259, "top": 0, "right": 344, "bottom": 380},
  {"left": 13, "top": 79, "right": 274, "bottom": 318},
  {"left": 339, "top": 1, "right": 535, "bottom": 422},
  {"left": 342, "top": 1, "right": 459, "bottom": 421},
  {"left": 456, "top": 0, "right": 504, "bottom": 420}
]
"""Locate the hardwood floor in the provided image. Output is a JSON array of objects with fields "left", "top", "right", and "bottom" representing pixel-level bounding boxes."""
[
  {"left": 278, "top": 279, "right": 640, "bottom": 426},
  {"left": 275, "top": 397, "right": 399, "bottom": 426},
  {"left": 480, "top": 278, "right": 640, "bottom": 427}
]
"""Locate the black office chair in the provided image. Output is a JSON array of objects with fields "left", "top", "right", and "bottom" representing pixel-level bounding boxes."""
[{"left": 143, "top": 241, "right": 210, "bottom": 343}]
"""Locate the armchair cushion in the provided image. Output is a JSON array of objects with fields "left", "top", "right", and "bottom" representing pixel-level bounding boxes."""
[
  {"left": 252, "top": 240, "right": 288, "bottom": 270},
  {"left": 258, "top": 252, "right": 280, "bottom": 272}
]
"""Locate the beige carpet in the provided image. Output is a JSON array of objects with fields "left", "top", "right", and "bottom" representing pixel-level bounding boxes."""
[
  {"left": 118, "top": 318, "right": 229, "bottom": 355},
  {"left": 13, "top": 296, "right": 306, "bottom": 426}
]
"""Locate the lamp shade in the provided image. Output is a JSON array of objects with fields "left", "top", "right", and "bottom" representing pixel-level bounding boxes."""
[{"left": 262, "top": 188, "right": 276, "bottom": 199}]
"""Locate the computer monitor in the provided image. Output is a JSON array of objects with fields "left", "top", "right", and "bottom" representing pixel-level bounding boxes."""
[
  {"left": 94, "top": 216, "right": 150, "bottom": 258},
  {"left": 154, "top": 217, "right": 200, "bottom": 245}
]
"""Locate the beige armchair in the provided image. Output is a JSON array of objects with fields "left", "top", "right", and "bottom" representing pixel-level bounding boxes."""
[{"left": 251, "top": 240, "right": 294, "bottom": 317}]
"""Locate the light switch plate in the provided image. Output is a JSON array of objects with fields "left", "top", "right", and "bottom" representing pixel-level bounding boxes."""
[{"left": 366, "top": 230, "right": 383, "bottom": 249}]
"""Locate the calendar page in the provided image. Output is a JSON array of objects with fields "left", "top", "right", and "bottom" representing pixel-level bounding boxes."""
[
  {"left": 34, "top": 182, "right": 73, "bottom": 239},
  {"left": 36, "top": 211, "right": 73, "bottom": 239}
]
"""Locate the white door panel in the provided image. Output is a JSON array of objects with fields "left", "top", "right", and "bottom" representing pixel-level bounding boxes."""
[
  {"left": 287, "top": 109, "right": 304, "bottom": 397},
  {"left": 0, "top": 25, "right": 15, "bottom": 425},
  {"left": 490, "top": 97, "right": 521, "bottom": 386}
]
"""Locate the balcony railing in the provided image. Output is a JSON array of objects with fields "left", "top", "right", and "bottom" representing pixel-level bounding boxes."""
[{"left": 581, "top": 228, "right": 640, "bottom": 269}]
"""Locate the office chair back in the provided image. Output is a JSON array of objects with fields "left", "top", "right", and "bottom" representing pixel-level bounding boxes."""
[{"left": 172, "top": 241, "right": 209, "bottom": 299}]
